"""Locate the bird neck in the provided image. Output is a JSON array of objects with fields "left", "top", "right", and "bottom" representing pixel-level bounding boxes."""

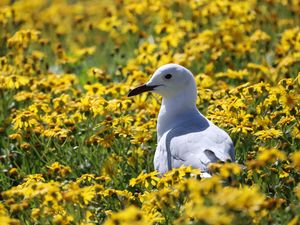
[{"left": 157, "top": 87, "right": 199, "bottom": 141}]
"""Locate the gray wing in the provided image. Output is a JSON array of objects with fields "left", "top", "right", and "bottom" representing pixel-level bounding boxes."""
[{"left": 154, "top": 121, "right": 235, "bottom": 174}]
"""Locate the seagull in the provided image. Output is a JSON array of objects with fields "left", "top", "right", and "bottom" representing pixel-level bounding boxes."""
[{"left": 128, "top": 64, "right": 235, "bottom": 177}]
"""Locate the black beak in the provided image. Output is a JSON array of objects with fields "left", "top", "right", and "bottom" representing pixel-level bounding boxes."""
[{"left": 128, "top": 84, "right": 158, "bottom": 97}]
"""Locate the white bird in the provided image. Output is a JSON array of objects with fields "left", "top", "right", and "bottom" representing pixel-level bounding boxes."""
[{"left": 128, "top": 64, "right": 235, "bottom": 176}]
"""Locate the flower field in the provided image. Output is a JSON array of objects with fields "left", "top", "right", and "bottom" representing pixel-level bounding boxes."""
[{"left": 0, "top": 0, "right": 300, "bottom": 224}]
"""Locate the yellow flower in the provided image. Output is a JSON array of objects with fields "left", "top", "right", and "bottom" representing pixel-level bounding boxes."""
[
  {"left": 53, "top": 213, "right": 74, "bottom": 225},
  {"left": 157, "top": 166, "right": 200, "bottom": 188},
  {"left": 31, "top": 208, "right": 40, "bottom": 219},
  {"left": 103, "top": 189, "right": 134, "bottom": 203},
  {"left": 213, "top": 186, "right": 265, "bottom": 213},
  {"left": 73, "top": 46, "right": 96, "bottom": 58},
  {"left": 0, "top": 216, "right": 21, "bottom": 225},
  {"left": 250, "top": 29, "right": 271, "bottom": 42},
  {"left": 47, "top": 162, "right": 72, "bottom": 177},
  {"left": 76, "top": 174, "right": 96, "bottom": 184},
  {"left": 12, "top": 110, "right": 39, "bottom": 130},
  {"left": 8, "top": 133, "right": 22, "bottom": 141},
  {"left": 8, "top": 168, "right": 18, "bottom": 176},
  {"left": 4, "top": 75, "right": 30, "bottom": 89},
  {"left": 84, "top": 83, "right": 106, "bottom": 95},
  {"left": 291, "top": 151, "right": 300, "bottom": 171},
  {"left": 209, "top": 163, "right": 242, "bottom": 178},
  {"left": 279, "top": 92, "right": 299, "bottom": 108},
  {"left": 177, "top": 203, "right": 233, "bottom": 225},
  {"left": 87, "top": 67, "right": 109, "bottom": 82},
  {"left": 216, "top": 69, "right": 249, "bottom": 80},
  {"left": 20, "top": 142, "right": 31, "bottom": 151},
  {"left": 7, "top": 29, "right": 40, "bottom": 49},
  {"left": 28, "top": 102, "right": 51, "bottom": 114},
  {"left": 104, "top": 206, "right": 151, "bottom": 225},
  {"left": 129, "top": 170, "right": 160, "bottom": 188},
  {"left": 80, "top": 186, "right": 96, "bottom": 205},
  {"left": 257, "top": 148, "right": 286, "bottom": 164},
  {"left": 43, "top": 127, "right": 70, "bottom": 140},
  {"left": 292, "top": 126, "right": 300, "bottom": 139},
  {"left": 288, "top": 216, "right": 299, "bottom": 225},
  {"left": 254, "top": 128, "right": 283, "bottom": 141}
]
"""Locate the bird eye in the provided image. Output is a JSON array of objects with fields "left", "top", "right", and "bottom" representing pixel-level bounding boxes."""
[{"left": 164, "top": 74, "right": 172, "bottom": 79}]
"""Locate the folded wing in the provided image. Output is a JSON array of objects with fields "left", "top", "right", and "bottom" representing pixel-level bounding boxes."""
[{"left": 154, "top": 121, "right": 235, "bottom": 174}]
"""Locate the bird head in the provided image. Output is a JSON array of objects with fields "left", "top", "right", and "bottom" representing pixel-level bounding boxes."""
[{"left": 128, "top": 64, "right": 196, "bottom": 99}]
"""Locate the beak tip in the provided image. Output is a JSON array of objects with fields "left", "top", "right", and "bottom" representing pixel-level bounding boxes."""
[{"left": 127, "top": 91, "right": 133, "bottom": 97}]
